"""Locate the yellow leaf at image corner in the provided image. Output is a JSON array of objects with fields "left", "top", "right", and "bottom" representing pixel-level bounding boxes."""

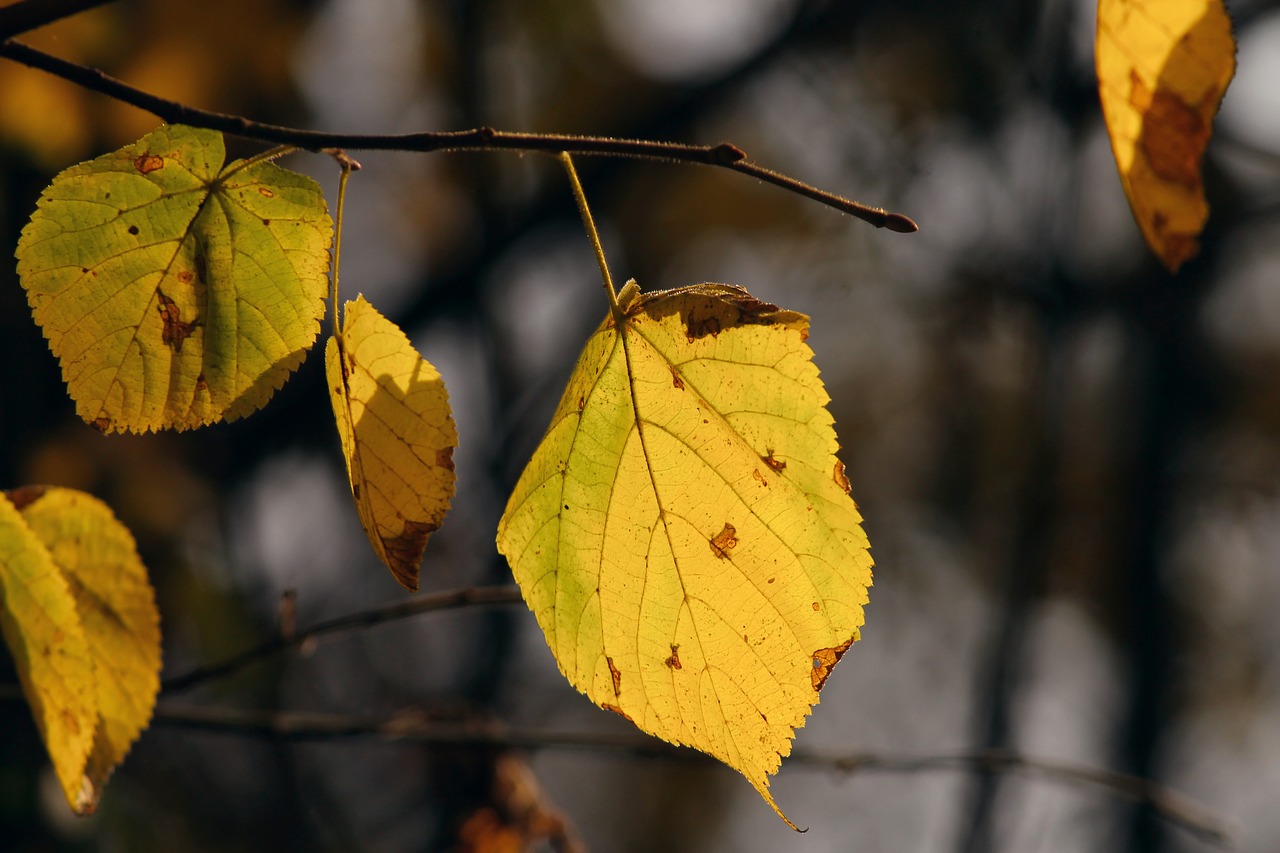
[
  {"left": 496, "top": 283, "right": 873, "bottom": 828},
  {"left": 0, "top": 491, "right": 97, "bottom": 813},
  {"left": 16, "top": 124, "right": 332, "bottom": 433},
  {"left": 1096, "top": 0, "right": 1236, "bottom": 271},
  {"left": 326, "top": 297, "right": 458, "bottom": 590},
  {"left": 12, "top": 486, "right": 161, "bottom": 813}
]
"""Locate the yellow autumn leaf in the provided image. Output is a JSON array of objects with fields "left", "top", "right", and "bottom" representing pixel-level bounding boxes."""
[
  {"left": 1096, "top": 0, "right": 1236, "bottom": 271},
  {"left": 496, "top": 282, "right": 873, "bottom": 827},
  {"left": 326, "top": 296, "right": 458, "bottom": 590},
  {"left": 16, "top": 124, "right": 332, "bottom": 432},
  {"left": 0, "top": 490, "right": 96, "bottom": 812},
  {"left": 12, "top": 486, "right": 161, "bottom": 812}
]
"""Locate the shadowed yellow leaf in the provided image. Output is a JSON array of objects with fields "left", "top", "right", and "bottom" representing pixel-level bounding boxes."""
[
  {"left": 0, "top": 490, "right": 96, "bottom": 813},
  {"left": 326, "top": 297, "right": 458, "bottom": 590},
  {"left": 13, "top": 486, "right": 161, "bottom": 813},
  {"left": 1096, "top": 0, "right": 1236, "bottom": 271},
  {"left": 496, "top": 283, "right": 873, "bottom": 827}
]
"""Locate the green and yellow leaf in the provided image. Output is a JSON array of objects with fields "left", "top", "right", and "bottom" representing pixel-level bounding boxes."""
[
  {"left": 496, "top": 282, "right": 873, "bottom": 827},
  {"left": 1096, "top": 0, "right": 1236, "bottom": 271},
  {"left": 0, "top": 490, "right": 96, "bottom": 812},
  {"left": 16, "top": 124, "right": 332, "bottom": 432},
  {"left": 326, "top": 296, "right": 458, "bottom": 590},
  {"left": 12, "top": 486, "right": 161, "bottom": 812}
]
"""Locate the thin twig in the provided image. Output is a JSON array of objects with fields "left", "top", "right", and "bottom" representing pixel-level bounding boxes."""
[
  {"left": 150, "top": 703, "right": 1233, "bottom": 846},
  {"left": 0, "top": 0, "right": 120, "bottom": 40},
  {"left": 0, "top": 38, "right": 917, "bottom": 233},
  {"left": 161, "top": 584, "right": 525, "bottom": 694}
]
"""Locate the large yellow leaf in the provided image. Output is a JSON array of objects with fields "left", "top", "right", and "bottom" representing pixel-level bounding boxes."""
[
  {"left": 12, "top": 486, "right": 161, "bottom": 813},
  {"left": 16, "top": 124, "right": 332, "bottom": 432},
  {"left": 1096, "top": 0, "right": 1236, "bottom": 271},
  {"left": 496, "top": 282, "right": 873, "bottom": 826},
  {"left": 326, "top": 296, "right": 458, "bottom": 590},
  {"left": 0, "top": 490, "right": 96, "bottom": 812}
]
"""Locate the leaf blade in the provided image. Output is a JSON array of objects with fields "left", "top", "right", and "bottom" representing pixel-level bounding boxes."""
[
  {"left": 497, "top": 283, "right": 873, "bottom": 826},
  {"left": 1096, "top": 0, "right": 1236, "bottom": 271},
  {"left": 16, "top": 124, "right": 332, "bottom": 432},
  {"left": 326, "top": 296, "right": 458, "bottom": 589}
]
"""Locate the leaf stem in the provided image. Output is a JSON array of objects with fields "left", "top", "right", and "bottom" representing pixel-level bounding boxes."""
[
  {"left": 560, "top": 152, "right": 621, "bottom": 317},
  {"left": 330, "top": 153, "right": 358, "bottom": 334}
]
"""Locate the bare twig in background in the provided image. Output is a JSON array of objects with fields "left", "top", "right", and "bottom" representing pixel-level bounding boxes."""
[
  {"left": 160, "top": 584, "right": 526, "bottom": 693},
  {"left": 150, "top": 703, "right": 1234, "bottom": 847},
  {"left": 0, "top": 0, "right": 120, "bottom": 40}
]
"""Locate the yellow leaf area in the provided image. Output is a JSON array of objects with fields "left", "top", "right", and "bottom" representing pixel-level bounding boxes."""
[
  {"left": 0, "top": 487, "right": 160, "bottom": 814},
  {"left": 1096, "top": 0, "right": 1236, "bottom": 271},
  {"left": 326, "top": 297, "right": 458, "bottom": 590},
  {"left": 16, "top": 124, "right": 332, "bottom": 432},
  {"left": 497, "top": 282, "right": 873, "bottom": 827}
]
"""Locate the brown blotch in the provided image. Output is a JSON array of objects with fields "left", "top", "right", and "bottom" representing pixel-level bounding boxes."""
[
  {"left": 665, "top": 644, "right": 682, "bottom": 670},
  {"left": 752, "top": 469, "right": 768, "bottom": 487},
  {"left": 602, "top": 703, "right": 633, "bottom": 722},
  {"left": 671, "top": 366, "right": 685, "bottom": 390},
  {"left": 195, "top": 374, "right": 207, "bottom": 391},
  {"left": 127, "top": 225, "right": 140, "bottom": 236},
  {"left": 258, "top": 187, "right": 275, "bottom": 198},
  {"left": 709, "top": 522, "right": 737, "bottom": 559},
  {"left": 762, "top": 450, "right": 786, "bottom": 472},
  {"left": 91, "top": 416, "right": 112, "bottom": 432},
  {"left": 435, "top": 447, "right": 455, "bottom": 471},
  {"left": 811, "top": 638, "right": 854, "bottom": 692},
  {"left": 381, "top": 519, "right": 441, "bottom": 591},
  {"left": 812, "top": 601, "right": 821, "bottom": 612},
  {"left": 577, "top": 395, "right": 585, "bottom": 411},
  {"left": 156, "top": 291, "right": 198, "bottom": 352},
  {"left": 177, "top": 271, "right": 194, "bottom": 284},
  {"left": 133, "top": 154, "right": 164, "bottom": 174},
  {"left": 607, "top": 656, "right": 622, "bottom": 697},
  {"left": 833, "top": 460, "right": 851, "bottom": 494},
  {"left": 1142, "top": 90, "right": 1209, "bottom": 188},
  {"left": 6, "top": 485, "right": 48, "bottom": 511}
]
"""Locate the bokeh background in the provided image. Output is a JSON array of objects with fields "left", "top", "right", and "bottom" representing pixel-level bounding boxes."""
[{"left": 3, "top": 0, "right": 1280, "bottom": 850}]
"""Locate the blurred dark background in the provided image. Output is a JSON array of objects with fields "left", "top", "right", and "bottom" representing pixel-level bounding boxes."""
[{"left": 3, "top": 0, "right": 1280, "bottom": 850}]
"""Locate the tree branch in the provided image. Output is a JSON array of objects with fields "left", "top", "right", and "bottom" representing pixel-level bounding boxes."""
[
  {"left": 0, "top": 0, "right": 120, "bottom": 40},
  {"left": 0, "top": 38, "right": 917, "bottom": 233},
  {"left": 161, "top": 584, "right": 526, "bottom": 694},
  {"left": 151, "top": 703, "right": 1233, "bottom": 846}
]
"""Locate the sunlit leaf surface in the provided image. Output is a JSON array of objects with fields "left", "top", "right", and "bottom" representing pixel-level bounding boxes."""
[
  {"left": 17, "top": 124, "right": 332, "bottom": 432},
  {"left": 497, "top": 282, "right": 873, "bottom": 827}
]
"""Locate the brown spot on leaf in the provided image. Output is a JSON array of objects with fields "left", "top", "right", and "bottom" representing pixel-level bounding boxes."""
[
  {"left": 811, "top": 638, "right": 854, "bottom": 692},
  {"left": 762, "top": 450, "right": 786, "bottom": 472},
  {"left": 833, "top": 460, "right": 851, "bottom": 494},
  {"left": 577, "top": 396, "right": 585, "bottom": 411},
  {"left": 686, "top": 313, "right": 721, "bottom": 341},
  {"left": 1141, "top": 88, "right": 1211, "bottom": 189},
  {"left": 195, "top": 373, "right": 207, "bottom": 391},
  {"left": 812, "top": 601, "right": 821, "bottom": 612},
  {"left": 709, "top": 522, "right": 737, "bottom": 559},
  {"left": 436, "top": 447, "right": 455, "bottom": 471},
  {"left": 5, "top": 485, "right": 47, "bottom": 511},
  {"left": 133, "top": 154, "right": 164, "bottom": 173},
  {"left": 381, "top": 519, "right": 441, "bottom": 591},
  {"left": 157, "top": 291, "right": 198, "bottom": 352},
  {"left": 177, "top": 271, "right": 194, "bottom": 284},
  {"left": 665, "top": 644, "right": 682, "bottom": 670},
  {"left": 127, "top": 225, "right": 140, "bottom": 236},
  {"left": 258, "top": 187, "right": 275, "bottom": 198},
  {"left": 671, "top": 367, "right": 685, "bottom": 390},
  {"left": 753, "top": 469, "right": 768, "bottom": 487},
  {"left": 602, "top": 703, "right": 632, "bottom": 722},
  {"left": 607, "top": 656, "right": 622, "bottom": 698},
  {"left": 91, "top": 416, "right": 112, "bottom": 432}
]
